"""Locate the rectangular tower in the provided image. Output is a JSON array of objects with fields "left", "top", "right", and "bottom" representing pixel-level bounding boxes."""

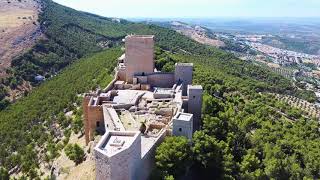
[
  {"left": 188, "top": 85, "right": 203, "bottom": 131},
  {"left": 172, "top": 113, "right": 193, "bottom": 139},
  {"left": 125, "top": 35, "right": 155, "bottom": 83},
  {"left": 174, "top": 63, "right": 193, "bottom": 95},
  {"left": 95, "top": 131, "right": 142, "bottom": 180},
  {"left": 83, "top": 95, "right": 104, "bottom": 145}
]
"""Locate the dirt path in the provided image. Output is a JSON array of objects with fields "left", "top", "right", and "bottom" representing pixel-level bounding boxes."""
[{"left": 0, "top": 0, "right": 42, "bottom": 77}]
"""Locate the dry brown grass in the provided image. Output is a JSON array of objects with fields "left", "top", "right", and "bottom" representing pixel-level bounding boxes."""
[
  {"left": 46, "top": 133, "right": 98, "bottom": 180},
  {"left": 178, "top": 29, "right": 225, "bottom": 47},
  {"left": 0, "top": 10, "right": 35, "bottom": 28},
  {"left": 0, "top": 0, "right": 41, "bottom": 78}
]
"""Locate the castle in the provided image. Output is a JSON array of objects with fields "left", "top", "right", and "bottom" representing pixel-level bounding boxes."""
[{"left": 83, "top": 35, "right": 203, "bottom": 180}]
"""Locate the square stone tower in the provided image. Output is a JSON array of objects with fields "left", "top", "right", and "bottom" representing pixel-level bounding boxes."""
[
  {"left": 125, "top": 35, "right": 155, "bottom": 83},
  {"left": 95, "top": 131, "right": 142, "bottom": 180},
  {"left": 174, "top": 63, "right": 193, "bottom": 95},
  {"left": 172, "top": 112, "right": 193, "bottom": 139},
  {"left": 188, "top": 85, "right": 203, "bottom": 131}
]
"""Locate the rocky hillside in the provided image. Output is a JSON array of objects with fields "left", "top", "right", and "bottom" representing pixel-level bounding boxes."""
[
  {"left": 0, "top": 0, "right": 42, "bottom": 78},
  {"left": 150, "top": 21, "right": 225, "bottom": 47}
]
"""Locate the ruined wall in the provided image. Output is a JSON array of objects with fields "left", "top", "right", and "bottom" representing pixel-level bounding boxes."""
[
  {"left": 147, "top": 73, "right": 175, "bottom": 88},
  {"left": 125, "top": 36, "right": 155, "bottom": 83}
]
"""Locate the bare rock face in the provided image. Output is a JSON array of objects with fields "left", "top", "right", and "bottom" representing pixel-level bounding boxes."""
[
  {"left": 0, "top": 0, "right": 42, "bottom": 77},
  {"left": 170, "top": 21, "right": 225, "bottom": 48}
]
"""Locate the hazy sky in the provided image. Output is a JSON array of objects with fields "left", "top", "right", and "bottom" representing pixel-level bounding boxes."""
[{"left": 53, "top": 0, "right": 320, "bottom": 18}]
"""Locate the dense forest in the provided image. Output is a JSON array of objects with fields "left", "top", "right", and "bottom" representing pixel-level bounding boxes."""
[
  {"left": 8, "top": 0, "right": 216, "bottom": 87},
  {"left": 0, "top": 0, "right": 319, "bottom": 179},
  {"left": 153, "top": 50, "right": 320, "bottom": 179},
  {"left": 0, "top": 49, "right": 121, "bottom": 178}
]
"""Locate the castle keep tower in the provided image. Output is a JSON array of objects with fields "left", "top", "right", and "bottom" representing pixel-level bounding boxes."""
[{"left": 125, "top": 35, "right": 155, "bottom": 83}]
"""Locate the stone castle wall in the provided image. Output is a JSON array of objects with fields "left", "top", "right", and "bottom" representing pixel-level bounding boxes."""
[
  {"left": 89, "top": 105, "right": 104, "bottom": 137},
  {"left": 147, "top": 72, "right": 175, "bottom": 88},
  {"left": 138, "top": 129, "right": 168, "bottom": 180},
  {"left": 117, "top": 67, "right": 126, "bottom": 81},
  {"left": 83, "top": 96, "right": 91, "bottom": 144}
]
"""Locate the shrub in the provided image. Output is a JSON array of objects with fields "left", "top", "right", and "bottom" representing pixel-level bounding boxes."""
[{"left": 64, "top": 144, "right": 85, "bottom": 164}]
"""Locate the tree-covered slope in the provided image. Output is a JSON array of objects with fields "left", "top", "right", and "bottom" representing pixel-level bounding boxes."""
[
  {"left": 8, "top": 0, "right": 216, "bottom": 87},
  {"left": 0, "top": 48, "right": 121, "bottom": 177},
  {"left": 0, "top": 0, "right": 319, "bottom": 178},
  {"left": 154, "top": 50, "right": 320, "bottom": 180}
]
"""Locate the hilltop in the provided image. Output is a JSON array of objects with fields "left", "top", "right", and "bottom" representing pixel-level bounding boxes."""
[{"left": 0, "top": 0, "right": 319, "bottom": 179}]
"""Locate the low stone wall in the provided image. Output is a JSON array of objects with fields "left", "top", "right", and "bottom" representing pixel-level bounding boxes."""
[
  {"left": 149, "top": 123, "right": 166, "bottom": 130},
  {"left": 155, "top": 108, "right": 173, "bottom": 116},
  {"left": 103, "top": 107, "right": 125, "bottom": 131},
  {"left": 103, "top": 75, "right": 117, "bottom": 92},
  {"left": 147, "top": 73, "right": 174, "bottom": 88}
]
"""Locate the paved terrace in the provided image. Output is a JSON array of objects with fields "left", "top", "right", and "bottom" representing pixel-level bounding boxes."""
[{"left": 97, "top": 131, "right": 139, "bottom": 157}]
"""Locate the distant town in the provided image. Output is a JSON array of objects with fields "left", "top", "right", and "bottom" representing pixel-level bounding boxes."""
[
  {"left": 156, "top": 20, "right": 320, "bottom": 109},
  {"left": 230, "top": 34, "right": 320, "bottom": 106}
]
